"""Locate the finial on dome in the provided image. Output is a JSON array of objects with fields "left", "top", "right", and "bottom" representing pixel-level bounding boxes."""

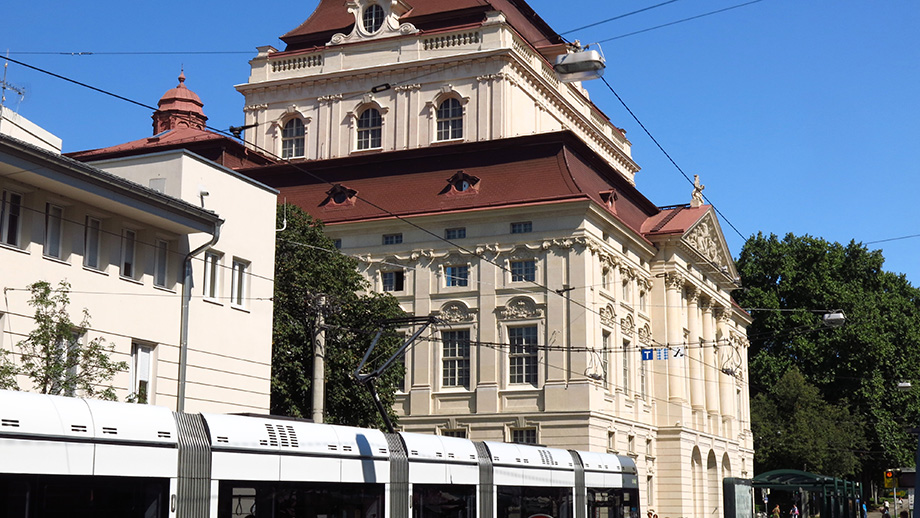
[{"left": 178, "top": 67, "right": 186, "bottom": 85}]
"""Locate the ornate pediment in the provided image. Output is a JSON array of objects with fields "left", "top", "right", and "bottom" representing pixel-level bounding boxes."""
[
  {"left": 681, "top": 209, "right": 737, "bottom": 279},
  {"left": 437, "top": 301, "right": 477, "bottom": 323},
  {"left": 329, "top": 0, "right": 418, "bottom": 45},
  {"left": 497, "top": 296, "right": 544, "bottom": 321}
]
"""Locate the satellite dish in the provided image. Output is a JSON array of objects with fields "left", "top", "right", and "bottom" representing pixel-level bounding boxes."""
[{"left": 553, "top": 46, "right": 606, "bottom": 83}]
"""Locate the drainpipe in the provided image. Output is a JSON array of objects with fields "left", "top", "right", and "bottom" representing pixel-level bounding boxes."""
[{"left": 177, "top": 220, "right": 223, "bottom": 413}]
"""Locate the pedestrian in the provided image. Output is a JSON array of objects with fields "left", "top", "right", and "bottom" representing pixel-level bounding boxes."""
[
  {"left": 772, "top": 505, "right": 781, "bottom": 518},
  {"left": 882, "top": 501, "right": 891, "bottom": 518},
  {"left": 861, "top": 501, "right": 867, "bottom": 518},
  {"left": 789, "top": 504, "right": 799, "bottom": 518}
]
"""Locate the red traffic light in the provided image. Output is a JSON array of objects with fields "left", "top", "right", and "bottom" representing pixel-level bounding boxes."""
[{"left": 886, "top": 471, "right": 894, "bottom": 478}]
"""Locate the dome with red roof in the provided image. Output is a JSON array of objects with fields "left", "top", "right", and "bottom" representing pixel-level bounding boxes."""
[{"left": 152, "top": 71, "right": 208, "bottom": 134}]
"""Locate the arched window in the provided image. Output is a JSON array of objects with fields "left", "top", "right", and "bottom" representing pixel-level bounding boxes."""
[
  {"left": 436, "top": 98, "right": 463, "bottom": 141},
  {"left": 357, "top": 108, "right": 382, "bottom": 150},
  {"left": 281, "top": 118, "right": 305, "bottom": 159},
  {"left": 363, "top": 4, "right": 385, "bottom": 33}
]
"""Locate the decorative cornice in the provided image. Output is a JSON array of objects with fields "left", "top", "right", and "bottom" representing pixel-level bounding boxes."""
[
  {"left": 436, "top": 301, "right": 477, "bottom": 323},
  {"left": 317, "top": 94, "right": 343, "bottom": 104},
  {"left": 244, "top": 103, "right": 268, "bottom": 112},
  {"left": 394, "top": 83, "right": 422, "bottom": 92}
]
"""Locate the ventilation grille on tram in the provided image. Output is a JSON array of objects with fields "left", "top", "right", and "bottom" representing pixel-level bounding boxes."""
[{"left": 260, "top": 423, "right": 299, "bottom": 448}]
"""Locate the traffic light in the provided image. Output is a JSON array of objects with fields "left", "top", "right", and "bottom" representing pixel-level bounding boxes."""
[{"left": 884, "top": 469, "right": 902, "bottom": 489}]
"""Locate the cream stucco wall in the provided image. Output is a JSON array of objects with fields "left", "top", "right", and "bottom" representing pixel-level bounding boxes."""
[{"left": 0, "top": 144, "right": 276, "bottom": 414}]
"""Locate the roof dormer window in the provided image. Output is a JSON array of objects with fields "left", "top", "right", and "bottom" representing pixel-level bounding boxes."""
[
  {"left": 441, "top": 171, "right": 480, "bottom": 195},
  {"left": 322, "top": 184, "right": 358, "bottom": 207},
  {"left": 363, "top": 4, "right": 385, "bottom": 33}
]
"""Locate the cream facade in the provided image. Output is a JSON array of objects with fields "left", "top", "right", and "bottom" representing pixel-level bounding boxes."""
[
  {"left": 0, "top": 120, "right": 277, "bottom": 414},
  {"left": 238, "top": 1, "right": 754, "bottom": 517}
]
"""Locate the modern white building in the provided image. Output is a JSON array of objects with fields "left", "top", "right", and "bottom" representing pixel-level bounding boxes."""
[
  {"left": 235, "top": 1, "right": 755, "bottom": 517},
  {"left": 0, "top": 78, "right": 278, "bottom": 414}
]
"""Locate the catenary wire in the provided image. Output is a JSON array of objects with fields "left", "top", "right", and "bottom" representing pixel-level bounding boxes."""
[{"left": 596, "top": 0, "right": 768, "bottom": 44}]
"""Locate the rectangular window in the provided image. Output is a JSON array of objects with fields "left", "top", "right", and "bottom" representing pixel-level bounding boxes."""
[
  {"left": 509, "top": 326, "right": 538, "bottom": 385},
  {"left": 639, "top": 290, "right": 647, "bottom": 312},
  {"left": 382, "top": 233, "right": 402, "bottom": 245},
  {"left": 628, "top": 435, "right": 636, "bottom": 453},
  {"left": 445, "top": 265, "right": 469, "bottom": 287},
  {"left": 84, "top": 217, "right": 101, "bottom": 269},
  {"left": 154, "top": 240, "right": 169, "bottom": 288},
  {"left": 442, "top": 329, "right": 471, "bottom": 388},
  {"left": 204, "top": 251, "right": 221, "bottom": 300},
  {"left": 231, "top": 258, "right": 249, "bottom": 307},
  {"left": 602, "top": 267, "right": 610, "bottom": 290},
  {"left": 121, "top": 229, "right": 137, "bottom": 278},
  {"left": 623, "top": 339, "right": 631, "bottom": 394},
  {"left": 510, "top": 221, "right": 532, "bottom": 234},
  {"left": 132, "top": 343, "right": 153, "bottom": 404},
  {"left": 441, "top": 429, "right": 466, "bottom": 438},
  {"left": 639, "top": 349, "right": 648, "bottom": 398},
  {"left": 445, "top": 227, "right": 466, "bottom": 240},
  {"left": 510, "top": 428, "right": 537, "bottom": 445},
  {"left": 1, "top": 191, "right": 23, "bottom": 247},
  {"left": 382, "top": 270, "right": 404, "bottom": 292},
  {"left": 602, "top": 331, "right": 611, "bottom": 390},
  {"left": 44, "top": 203, "right": 64, "bottom": 259},
  {"left": 622, "top": 279, "right": 631, "bottom": 302},
  {"left": 333, "top": 238, "right": 342, "bottom": 249},
  {"left": 510, "top": 260, "right": 536, "bottom": 282},
  {"left": 607, "top": 431, "right": 616, "bottom": 452}
]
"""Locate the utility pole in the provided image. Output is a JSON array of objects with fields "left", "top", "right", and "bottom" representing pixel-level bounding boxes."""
[{"left": 311, "top": 295, "right": 326, "bottom": 423}]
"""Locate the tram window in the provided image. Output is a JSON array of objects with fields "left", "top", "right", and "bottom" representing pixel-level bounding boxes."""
[
  {"left": 497, "top": 486, "right": 573, "bottom": 518},
  {"left": 412, "top": 484, "right": 475, "bottom": 518},
  {"left": 0, "top": 474, "right": 167, "bottom": 518},
  {"left": 587, "top": 488, "right": 641, "bottom": 518},
  {"left": 218, "top": 481, "right": 384, "bottom": 518}
]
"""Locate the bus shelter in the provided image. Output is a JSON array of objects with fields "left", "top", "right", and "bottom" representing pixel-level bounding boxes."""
[{"left": 754, "top": 470, "right": 862, "bottom": 518}]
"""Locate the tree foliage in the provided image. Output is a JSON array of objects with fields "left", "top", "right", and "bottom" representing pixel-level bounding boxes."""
[
  {"left": 272, "top": 204, "right": 406, "bottom": 428},
  {"left": 736, "top": 233, "right": 920, "bottom": 475},
  {"left": 751, "top": 366, "right": 865, "bottom": 476},
  {"left": 6, "top": 280, "right": 127, "bottom": 399}
]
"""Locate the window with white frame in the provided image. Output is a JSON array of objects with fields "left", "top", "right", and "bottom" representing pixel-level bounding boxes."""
[
  {"left": 357, "top": 108, "right": 382, "bottom": 150},
  {"left": 121, "top": 229, "right": 137, "bottom": 279},
  {"left": 510, "top": 259, "right": 536, "bottom": 282},
  {"left": 281, "top": 118, "right": 305, "bottom": 159},
  {"left": 203, "top": 251, "right": 221, "bottom": 300},
  {"left": 84, "top": 217, "right": 102, "bottom": 269},
  {"left": 445, "top": 265, "right": 469, "bottom": 287},
  {"left": 382, "top": 270, "right": 404, "bottom": 292},
  {"left": 382, "top": 233, "right": 402, "bottom": 245},
  {"left": 436, "top": 98, "right": 463, "bottom": 141},
  {"left": 510, "top": 221, "right": 531, "bottom": 234},
  {"left": 509, "top": 325, "right": 538, "bottom": 385},
  {"left": 1, "top": 190, "right": 23, "bottom": 247},
  {"left": 628, "top": 434, "right": 635, "bottom": 453},
  {"left": 622, "top": 278, "right": 631, "bottom": 303},
  {"left": 44, "top": 203, "right": 64, "bottom": 259},
  {"left": 445, "top": 227, "right": 465, "bottom": 240},
  {"left": 362, "top": 3, "right": 385, "bottom": 33},
  {"left": 602, "top": 267, "right": 610, "bottom": 290},
  {"left": 231, "top": 258, "right": 250, "bottom": 307},
  {"left": 131, "top": 342, "right": 153, "bottom": 404},
  {"left": 154, "top": 240, "right": 169, "bottom": 288},
  {"left": 510, "top": 427, "right": 537, "bottom": 445},
  {"left": 602, "top": 330, "right": 611, "bottom": 390},
  {"left": 607, "top": 430, "right": 616, "bottom": 452},
  {"left": 622, "top": 339, "right": 631, "bottom": 394},
  {"left": 442, "top": 329, "right": 471, "bottom": 388},
  {"left": 639, "top": 290, "right": 647, "bottom": 312},
  {"left": 639, "top": 349, "right": 648, "bottom": 398}
]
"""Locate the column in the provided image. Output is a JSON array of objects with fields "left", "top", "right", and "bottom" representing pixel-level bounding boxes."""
[
  {"left": 701, "top": 299, "right": 719, "bottom": 417},
  {"left": 665, "top": 273, "right": 686, "bottom": 403},
  {"left": 686, "top": 287, "right": 704, "bottom": 411},
  {"left": 716, "top": 308, "right": 735, "bottom": 424}
]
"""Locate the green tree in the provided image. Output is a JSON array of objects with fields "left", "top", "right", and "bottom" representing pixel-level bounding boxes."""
[
  {"left": 751, "top": 366, "right": 865, "bottom": 476},
  {"left": 11, "top": 280, "right": 127, "bottom": 400},
  {"left": 736, "top": 232, "right": 920, "bottom": 475},
  {"left": 272, "top": 204, "right": 406, "bottom": 428}
]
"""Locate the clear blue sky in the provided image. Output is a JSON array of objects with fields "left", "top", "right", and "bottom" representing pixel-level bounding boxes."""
[{"left": 4, "top": 0, "right": 919, "bottom": 287}]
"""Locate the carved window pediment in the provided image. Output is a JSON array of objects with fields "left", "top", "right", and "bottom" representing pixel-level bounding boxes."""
[
  {"left": 497, "top": 296, "right": 544, "bottom": 321},
  {"left": 440, "top": 170, "right": 480, "bottom": 195},
  {"left": 437, "top": 301, "right": 476, "bottom": 323},
  {"left": 320, "top": 184, "right": 358, "bottom": 207}
]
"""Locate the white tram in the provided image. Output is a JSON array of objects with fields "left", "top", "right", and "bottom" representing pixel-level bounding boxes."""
[{"left": 0, "top": 390, "right": 640, "bottom": 518}]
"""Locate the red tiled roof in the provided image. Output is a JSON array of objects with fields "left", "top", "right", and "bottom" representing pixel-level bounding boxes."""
[
  {"left": 642, "top": 205, "right": 710, "bottom": 236},
  {"left": 281, "top": 0, "right": 562, "bottom": 50},
  {"left": 66, "top": 127, "right": 276, "bottom": 169},
  {"left": 237, "top": 132, "right": 660, "bottom": 239}
]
